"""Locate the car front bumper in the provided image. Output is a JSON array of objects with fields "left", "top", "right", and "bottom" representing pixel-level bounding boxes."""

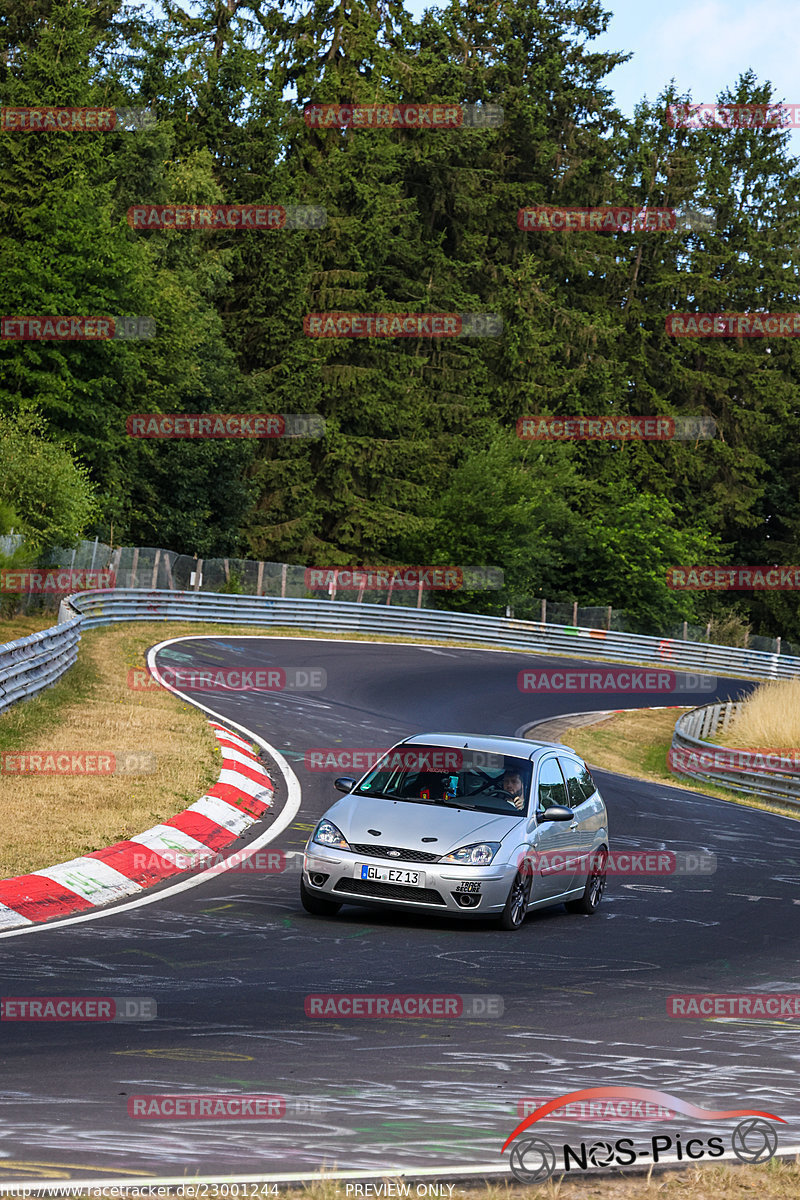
[{"left": 303, "top": 845, "right": 516, "bottom": 916}]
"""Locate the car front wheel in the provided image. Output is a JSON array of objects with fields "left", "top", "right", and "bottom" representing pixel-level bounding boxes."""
[
  {"left": 499, "top": 868, "right": 532, "bottom": 931},
  {"left": 565, "top": 847, "right": 607, "bottom": 915},
  {"left": 300, "top": 876, "right": 342, "bottom": 917}
]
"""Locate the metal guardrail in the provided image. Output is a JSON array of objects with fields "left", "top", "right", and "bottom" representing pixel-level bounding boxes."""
[
  {"left": 0, "top": 617, "right": 82, "bottom": 714},
  {"left": 57, "top": 588, "right": 800, "bottom": 680},
  {"left": 670, "top": 702, "right": 800, "bottom": 807},
  {"left": 0, "top": 587, "right": 796, "bottom": 724}
]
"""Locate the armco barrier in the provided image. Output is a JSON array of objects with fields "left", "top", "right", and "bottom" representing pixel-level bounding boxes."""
[
  {"left": 0, "top": 617, "right": 82, "bottom": 714},
  {"left": 0, "top": 587, "right": 796, "bottom": 720},
  {"left": 59, "top": 589, "right": 800, "bottom": 678},
  {"left": 670, "top": 702, "right": 800, "bottom": 808}
]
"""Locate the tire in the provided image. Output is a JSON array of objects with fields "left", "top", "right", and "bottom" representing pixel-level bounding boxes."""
[
  {"left": 300, "top": 876, "right": 342, "bottom": 917},
  {"left": 566, "top": 847, "right": 607, "bottom": 915},
  {"left": 498, "top": 867, "right": 533, "bottom": 931}
]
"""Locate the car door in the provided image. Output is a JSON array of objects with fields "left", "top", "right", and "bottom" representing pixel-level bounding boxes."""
[
  {"left": 557, "top": 755, "right": 599, "bottom": 882},
  {"left": 529, "top": 755, "right": 581, "bottom": 896}
]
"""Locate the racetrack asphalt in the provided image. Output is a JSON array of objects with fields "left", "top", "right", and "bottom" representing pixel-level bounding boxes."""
[{"left": 0, "top": 635, "right": 797, "bottom": 1182}]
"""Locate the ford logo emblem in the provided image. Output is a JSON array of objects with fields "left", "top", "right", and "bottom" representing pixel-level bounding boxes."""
[{"left": 387, "top": 849, "right": 400, "bottom": 858}]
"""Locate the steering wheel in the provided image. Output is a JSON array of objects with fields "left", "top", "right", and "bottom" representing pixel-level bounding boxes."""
[{"left": 463, "top": 767, "right": 497, "bottom": 795}]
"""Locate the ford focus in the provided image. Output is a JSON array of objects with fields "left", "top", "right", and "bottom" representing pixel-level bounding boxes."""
[{"left": 300, "top": 733, "right": 609, "bottom": 930}]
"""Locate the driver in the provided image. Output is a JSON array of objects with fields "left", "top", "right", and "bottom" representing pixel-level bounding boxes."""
[{"left": 501, "top": 770, "right": 525, "bottom": 811}]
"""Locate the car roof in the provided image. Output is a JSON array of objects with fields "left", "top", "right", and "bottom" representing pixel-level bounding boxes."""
[{"left": 400, "top": 732, "right": 581, "bottom": 760}]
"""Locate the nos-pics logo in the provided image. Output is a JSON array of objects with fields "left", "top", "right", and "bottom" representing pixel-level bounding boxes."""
[{"left": 502, "top": 1087, "right": 782, "bottom": 1182}]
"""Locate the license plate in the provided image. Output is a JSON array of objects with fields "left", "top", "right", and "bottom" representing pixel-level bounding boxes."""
[{"left": 358, "top": 863, "right": 424, "bottom": 886}]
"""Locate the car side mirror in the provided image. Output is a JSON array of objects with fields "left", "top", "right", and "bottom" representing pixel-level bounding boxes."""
[
  {"left": 334, "top": 776, "right": 356, "bottom": 794},
  {"left": 536, "top": 805, "right": 575, "bottom": 822}
]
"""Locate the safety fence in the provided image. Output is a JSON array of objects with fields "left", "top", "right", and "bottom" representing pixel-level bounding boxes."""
[
  {"left": 1, "top": 534, "right": 797, "bottom": 656},
  {"left": 2, "top": 590, "right": 799, "bottom": 807},
  {"left": 670, "top": 702, "right": 800, "bottom": 808},
  {"left": 47, "top": 590, "right": 797, "bottom": 681}
]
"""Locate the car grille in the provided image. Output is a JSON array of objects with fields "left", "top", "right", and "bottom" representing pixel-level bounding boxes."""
[
  {"left": 349, "top": 843, "right": 441, "bottom": 863},
  {"left": 334, "top": 878, "right": 446, "bottom": 906}
]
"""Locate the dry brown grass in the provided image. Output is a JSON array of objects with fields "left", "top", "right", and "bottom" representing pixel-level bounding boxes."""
[
  {"left": 0, "top": 622, "right": 222, "bottom": 877},
  {"left": 718, "top": 679, "right": 800, "bottom": 751},
  {"left": 275, "top": 1159, "right": 800, "bottom": 1199},
  {"left": 29, "top": 1158, "right": 800, "bottom": 1198},
  {"left": 0, "top": 610, "right": 62, "bottom": 643},
  {"left": 2, "top": 616, "right": 797, "bottom": 880},
  {"left": 559, "top": 707, "right": 800, "bottom": 821}
]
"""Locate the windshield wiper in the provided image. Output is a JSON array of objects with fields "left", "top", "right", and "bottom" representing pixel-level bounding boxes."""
[
  {"left": 355, "top": 791, "right": 438, "bottom": 804},
  {"left": 353, "top": 789, "right": 404, "bottom": 801}
]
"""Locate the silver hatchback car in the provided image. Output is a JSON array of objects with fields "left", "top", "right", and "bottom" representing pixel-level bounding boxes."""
[{"left": 300, "top": 733, "right": 609, "bottom": 930}]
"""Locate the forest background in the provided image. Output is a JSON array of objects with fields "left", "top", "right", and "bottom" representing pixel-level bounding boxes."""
[{"left": 1, "top": 0, "right": 799, "bottom": 639}]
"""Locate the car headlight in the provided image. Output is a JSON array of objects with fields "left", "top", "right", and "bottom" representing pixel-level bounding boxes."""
[
  {"left": 441, "top": 842, "right": 500, "bottom": 865},
  {"left": 312, "top": 819, "right": 350, "bottom": 850}
]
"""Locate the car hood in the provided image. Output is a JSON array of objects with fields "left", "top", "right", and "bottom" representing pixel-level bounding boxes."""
[{"left": 323, "top": 794, "right": 522, "bottom": 856}]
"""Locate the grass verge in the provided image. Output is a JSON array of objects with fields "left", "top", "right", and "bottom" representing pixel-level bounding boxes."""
[
  {"left": 2, "top": 619, "right": 797, "bottom": 880},
  {"left": 27, "top": 1159, "right": 800, "bottom": 1199},
  {"left": 0, "top": 610, "right": 64, "bottom": 643},
  {"left": 296, "top": 1160, "right": 800, "bottom": 1198},
  {"left": 0, "top": 622, "right": 227, "bottom": 878},
  {"left": 718, "top": 678, "right": 800, "bottom": 749},
  {"left": 557, "top": 707, "right": 800, "bottom": 821}
]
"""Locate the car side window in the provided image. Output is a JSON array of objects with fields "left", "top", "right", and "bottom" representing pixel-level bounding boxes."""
[
  {"left": 537, "top": 758, "right": 568, "bottom": 810},
  {"left": 577, "top": 762, "right": 597, "bottom": 802},
  {"left": 559, "top": 757, "right": 589, "bottom": 807}
]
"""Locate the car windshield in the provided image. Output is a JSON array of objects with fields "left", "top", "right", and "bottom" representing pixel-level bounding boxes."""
[{"left": 353, "top": 745, "right": 532, "bottom": 815}]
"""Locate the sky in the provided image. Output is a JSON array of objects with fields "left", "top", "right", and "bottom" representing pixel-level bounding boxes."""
[{"left": 403, "top": 0, "right": 800, "bottom": 149}]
